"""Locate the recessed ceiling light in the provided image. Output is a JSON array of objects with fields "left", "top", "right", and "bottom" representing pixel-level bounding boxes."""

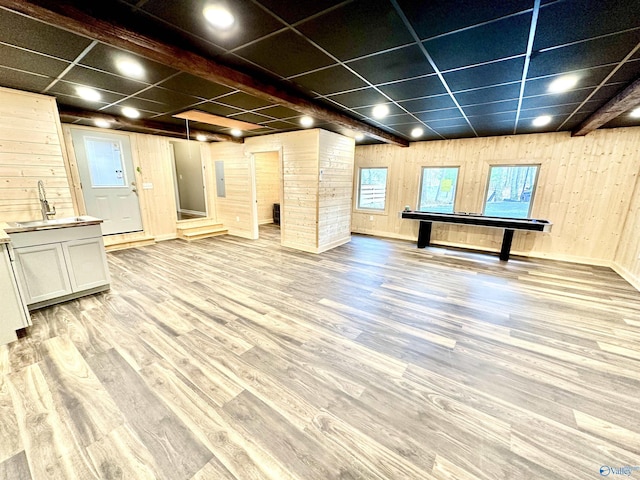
[
  {"left": 121, "top": 107, "right": 140, "bottom": 119},
  {"left": 411, "top": 127, "right": 424, "bottom": 138},
  {"left": 354, "top": 133, "right": 365, "bottom": 141},
  {"left": 75, "top": 86, "right": 101, "bottom": 102},
  {"left": 196, "top": 134, "right": 207, "bottom": 142},
  {"left": 230, "top": 128, "right": 242, "bottom": 137},
  {"left": 548, "top": 75, "right": 579, "bottom": 93},
  {"left": 532, "top": 115, "right": 552, "bottom": 127},
  {"left": 300, "top": 116, "right": 314, "bottom": 128},
  {"left": 94, "top": 119, "right": 110, "bottom": 128},
  {"left": 372, "top": 104, "right": 390, "bottom": 119},
  {"left": 116, "top": 58, "right": 145, "bottom": 79},
  {"left": 203, "top": 5, "right": 235, "bottom": 29},
  {"left": 630, "top": 107, "right": 640, "bottom": 118}
]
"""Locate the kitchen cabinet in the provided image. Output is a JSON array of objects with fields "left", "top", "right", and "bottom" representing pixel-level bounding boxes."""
[
  {"left": 0, "top": 243, "right": 30, "bottom": 345},
  {"left": 9, "top": 222, "right": 110, "bottom": 310}
]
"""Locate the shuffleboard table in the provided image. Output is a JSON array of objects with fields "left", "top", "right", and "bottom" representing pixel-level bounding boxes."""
[{"left": 401, "top": 211, "right": 552, "bottom": 261}]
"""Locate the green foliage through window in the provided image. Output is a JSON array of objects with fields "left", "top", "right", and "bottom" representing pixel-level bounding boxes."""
[
  {"left": 418, "top": 167, "right": 459, "bottom": 213},
  {"left": 484, "top": 165, "right": 539, "bottom": 218},
  {"left": 357, "top": 167, "right": 387, "bottom": 210}
]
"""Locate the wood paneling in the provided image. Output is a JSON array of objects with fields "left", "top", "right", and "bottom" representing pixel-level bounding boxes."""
[
  {"left": 254, "top": 151, "right": 280, "bottom": 225},
  {"left": 318, "top": 130, "right": 354, "bottom": 253},
  {"left": 131, "top": 133, "right": 178, "bottom": 240},
  {"left": 0, "top": 88, "right": 75, "bottom": 222},
  {"left": 209, "top": 141, "right": 256, "bottom": 239},
  {"left": 352, "top": 129, "right": 640, "bottom": 265},
  {"left": 245, "top": 130, "right": 320, "bottom": 252},
  {"left": 614, "top": 163, "right": 640, "bottom": 290}
]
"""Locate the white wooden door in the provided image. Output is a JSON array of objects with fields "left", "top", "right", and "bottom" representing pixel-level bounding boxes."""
[{"left": 71, "top": 129, "right": 143, "bottom": 235}]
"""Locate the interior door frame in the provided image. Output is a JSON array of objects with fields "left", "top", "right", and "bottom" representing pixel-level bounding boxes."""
[
  {"left": 62, "top": 125, "right": 147, "bottom": 237},
  {"left": 248, "top": 148, "right": 282, "bottom": 241},
  {"left": 169, "top": 138, "right": 209, "bottom": 221}
]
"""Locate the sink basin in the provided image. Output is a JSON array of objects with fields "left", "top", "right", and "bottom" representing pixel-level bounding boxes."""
[
  {"left": 8, "top": 217, "right": 86, "bottom": 228},
  {"left": 5, "top": 216, "right": 101, "bottom": 232}
]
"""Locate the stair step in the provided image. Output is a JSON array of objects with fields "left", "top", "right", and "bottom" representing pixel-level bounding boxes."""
[
  {"left": 177, "top": 223, "right": 225, "bottom": 235},
  {"left": 104, "top": 236, "right": 155, "bottom": 252},
  {"left": 180, "top": 227, "right": 228, "bottom": 241},
  {"left": 176, "top": 217, "right": 218, "bottom": 229}
]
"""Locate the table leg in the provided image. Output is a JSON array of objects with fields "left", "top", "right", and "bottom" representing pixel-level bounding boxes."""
[
  {"left": 417, "top": 221, "right": 432, "bottom": 248},
  {"left": 500, "top": 229, "right": 514, "bottom": 261}
]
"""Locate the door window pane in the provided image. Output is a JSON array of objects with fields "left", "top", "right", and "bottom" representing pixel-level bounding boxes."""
[
  {"left": 418, "top": 167, "right": 459, "bottom": 213},
  {"left": 357, "top": 167, "right": 387, "bottom": 210},
  {"left": 84, "top": 138, "right": 126, "bottom": 187},
  {"left": 484, "top": 165, "right": 539, "bottom": 218}
]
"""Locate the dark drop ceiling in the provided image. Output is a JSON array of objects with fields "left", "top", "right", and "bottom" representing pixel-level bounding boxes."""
[{"left": 0, "top": 0, "right": 639, "bottom": 144}]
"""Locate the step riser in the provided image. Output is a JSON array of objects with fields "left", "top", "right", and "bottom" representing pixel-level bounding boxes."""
[{"left": 179, "top": 231, "right": 228, "bottom": 242}]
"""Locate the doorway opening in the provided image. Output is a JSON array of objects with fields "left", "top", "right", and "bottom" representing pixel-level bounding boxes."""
[
  {"left": 253, "top": 151, "right": 282, "bottom": 240},
  {"left": 169, "top": 140, "right": 207, "bottom": 221}
]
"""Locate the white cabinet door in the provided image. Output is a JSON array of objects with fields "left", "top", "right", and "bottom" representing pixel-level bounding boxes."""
[
  {"left": 0, "top": 245, "right": 30, "bottom": 345},
  {"left": 62, "top": 238, "right": 111, "bottom": 291},
  {"left": 13, "top": 243, "right": 72, "bottom": 305}
]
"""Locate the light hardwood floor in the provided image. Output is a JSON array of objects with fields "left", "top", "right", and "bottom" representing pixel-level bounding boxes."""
[{"left": 1, "top": 225, "right": 640, "bottom": 479}]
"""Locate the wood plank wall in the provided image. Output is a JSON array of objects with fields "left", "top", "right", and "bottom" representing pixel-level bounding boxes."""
[
  {"left": 245, "top": 130, "right": 320, "bottom": 252},
  {"left": 208, "top": 141, "right": 255, "bottom": 239},
  {"left": 352, "top": 129, "right": 640, "bottom": 265},
  {"left": 318, "top": 130, "right": 354, "bottom": 252},
  {"left": 614, "top": 169, "right": 640, "bottom": 290},
  {"left": 131, "top": 133, "right": 178, "bottom": 240},
  {"left": 254, "top": 151, "right": 280, "bottom": 224},
  {"left": 0, "top": 88, "right": 75, "bottom": 222}
]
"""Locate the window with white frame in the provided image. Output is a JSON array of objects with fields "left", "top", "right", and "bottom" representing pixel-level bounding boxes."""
[
  {"left": 418, "top": 166, "right": 459, "bottom": 213},
  {"left": 483, "top": 164, "right": 539, "bottom": 218},
  {"left": 357, "top": 167, "right": 388, "bottom": 210}
]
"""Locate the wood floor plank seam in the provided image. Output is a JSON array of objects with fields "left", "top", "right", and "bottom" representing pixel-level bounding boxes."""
[{"left": 3, "top": 225, "right": 640, "bottom": 479}]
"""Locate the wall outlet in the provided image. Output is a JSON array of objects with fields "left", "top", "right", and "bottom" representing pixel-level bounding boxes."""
[
  {"left": 142, "top": 182, "right": 153, "bottom": 189},
  {"left": 369, "top": 215, "right": 373, "bottom": 221},
  {"left": 236, "top": 216, "right": 240, "bottom": 222}
]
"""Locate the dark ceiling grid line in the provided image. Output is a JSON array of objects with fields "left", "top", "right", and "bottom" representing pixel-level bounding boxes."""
[
  {"left": 249, "top": 0, "right": 443, "bottom": 140},
  {"left": 389, "top": 0, "right": 478, "bottom": 137},
  {"left": 418, "top": 5, "right": 536, "bottom": 43},
  {"left": 114, "top": 0, "right": 230, "bottom": 56},
  {"left": 132, "top": 0, "right": 150, "bottom": 9},
  {"left": 513, "top": 0, "right": 541, "bottom": 134},
  {"left": 0, "top": 64, "right": 48, "bottom": 78},
  {"left": 97, "top": 71, "right": 182, "bottom": 113},
  {"left": 225, "top": 25, "right": 291, "bottom": 54},
  {"left": 313, "top": 41, "right": 415, "bottom": 68},
  {"left": 557, "top": 41, "right": 640, "bottom": 131},
  {"left": 287, "top": 0, "right": 355, "bottom": 28},
  {"left": 537, "top": 26, "right": 640, "bottom": 54},
  {"left": 438, "top": 54, "right": 526, "bottom": 76},
  {"left": 41, "top": 40, "right": 99, "bottom": 93}
]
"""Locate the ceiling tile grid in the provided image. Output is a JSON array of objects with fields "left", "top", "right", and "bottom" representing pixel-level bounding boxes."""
[{"left": 0, "top": 0, "right": 638, "bottom": 142}]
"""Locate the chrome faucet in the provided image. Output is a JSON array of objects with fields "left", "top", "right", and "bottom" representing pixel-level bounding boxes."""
[{"left": 37, "top": 180, "right": 56, "bottom": 221}]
